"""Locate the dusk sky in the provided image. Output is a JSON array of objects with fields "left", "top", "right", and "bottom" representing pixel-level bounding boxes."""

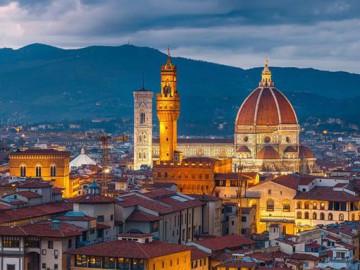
[{"left": 1, "top": 0, "right": 359, "bottom": 73}]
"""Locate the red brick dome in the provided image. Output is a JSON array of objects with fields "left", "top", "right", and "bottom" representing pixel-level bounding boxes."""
[
  {"left": 235, "top": 61, "right": 298, "bottom": 126},
  {"left": 236, "top": 87, "right": 298, "bottom": 126},
  {"left": 256, "top": 146, "right": 280, "bottom": 159},
  {"left": 299, "top": 145, "right": 315, "bottom": 159}
]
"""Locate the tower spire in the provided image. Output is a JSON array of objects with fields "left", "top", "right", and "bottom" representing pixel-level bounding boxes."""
[
  {"left": 165, "top": 46, "right": 174, "bottom": 69},
  {"left": 259, "top": 59, "right": 274, "bottom": 87}
]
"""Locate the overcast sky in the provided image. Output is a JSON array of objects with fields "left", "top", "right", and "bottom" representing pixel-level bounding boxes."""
[{"left": 0, "top": 0, "right": 359, "bottom": 73}]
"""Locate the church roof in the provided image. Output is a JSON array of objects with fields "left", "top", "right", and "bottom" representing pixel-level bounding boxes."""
[
  {"left": 256, "top": 146, "right": 281, "bottom": 159},
  {"left": 70, "top": 148, "right": 96, "bottom": 168},
  {"left": 284, "top": 146, "right": 297, "bottom": 153},
  {"left": 235, "top": 61, "right": 298, "bottom": 126},
  {"left": 299, "top": 145, "right": 315, "bottom": 159},
  {"left": 237, "top": 145, "right": 251, "bottom": 152}
]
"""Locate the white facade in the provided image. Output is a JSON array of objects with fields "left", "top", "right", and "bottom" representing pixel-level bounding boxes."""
[{"left": 133, "top": 89, "right": 153, "bottom": 170}]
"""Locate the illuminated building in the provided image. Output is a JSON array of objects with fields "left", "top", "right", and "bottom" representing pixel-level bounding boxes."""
[
  {"left": 9, "top": 149, "right": 73, "bottom": 198},
  {"left": 133, "top": 87, "right": 154, "bottom": 170},
  {"left": 153, "top": 157, "right": 232, "bottom": 194},
  {"left": 156, "top": 49, "right": 180, "bottom": 162},
  {"left": 70, "top": 234, "right": 192, "bottom": 270},
  {"left": 149, "top": 60, "right": 318, "bottom": 175}
]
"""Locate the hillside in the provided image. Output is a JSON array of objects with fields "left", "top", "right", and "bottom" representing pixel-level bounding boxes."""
[{"left": 0, "top": 43, "right": 359, "bottom": 135}]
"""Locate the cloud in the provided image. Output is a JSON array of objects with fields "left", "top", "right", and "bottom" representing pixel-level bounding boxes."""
[{"left": 0, "top": 0, "right": 359, "bottom": 73}]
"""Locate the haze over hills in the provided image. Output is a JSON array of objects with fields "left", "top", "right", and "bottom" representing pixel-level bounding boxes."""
[{"left": 0, "top": 43, "right": 359, "bottom": 135}]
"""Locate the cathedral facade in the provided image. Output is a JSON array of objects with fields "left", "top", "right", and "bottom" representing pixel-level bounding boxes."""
[{"left": 134, "top": 56, "right": 317, "bottom": 175}]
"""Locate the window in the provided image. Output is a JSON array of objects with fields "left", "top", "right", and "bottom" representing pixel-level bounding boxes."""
[
  {"left": 320, "top": 202, "right": 325, "bottom": 210},
  {"left": 48, "top": 241, "right": 53, "bottom": 249},
  {"left": 304, "top": 212, "right": 309, "bottom": 219},
  {"left": 68, "top": 239, "right": 72, "bottom": 248},
  {"left": 264, "top": 136, "right": 271, "bottom": 143},
  {"left": 297, "top": 212, "right": 302, "bottom": 219},
  {"left": 36, "top": 165, "right": 42, "bottom": 177},
  {"left": 25, "top": 237, "right": 40, "bottom": 248},
  {"left": 110, "top": 214, "right": 114, "bottom": 221},
  {"left": 3, "top": 236, "right": 20, "bottom": 248},
  {"left": 7, "top": 265, "right": 15, "bottom": 270},
  {"left": 266, "top": 199, "right": 274, "bottom": 212},
  {"left": 297, "top": 201, "right": 302, "bottom": 209},
  {"left": 241, "top": 216, "right": 247, "bottom": 222},
  {"left": 50, "top": 165, "right": 56, "bottom": 177},
  {"left": 20, "top": 165, "right": 26, "bottom": 177},
  {"left": 304, "top": 202, "right": 310, "bottom": 209},
  {"left": 54, "top": 264, "right": 58, "bottom": 270},
  {"left": 313, "top": 212, "right": 317, "bottom": 220},
  {"left": 328, "top": 213, "right": 333, "bottom": 220},
  {"left": 140, "top": 112, "right": 146, "bottom": 124},
  {"left": 339, "top": 214, "right": 344, "bottom": 221},
  {"left": 268, "top": 189, "right": 272, "bottom": 195},
  {"left": 283, "top": 200, "right": 290, "bottom": 212},
  {"left": 320, "top": 212, "right": 325, "bottom": 220},
  {"left": 42, "top": 263, "right": 46, "bottom": 269},
  {"left": 97, "top": 215, "right": 105, "bottom": 222},
  {"left": 313, "top": 202, "right": 317, "bottom": 209}
]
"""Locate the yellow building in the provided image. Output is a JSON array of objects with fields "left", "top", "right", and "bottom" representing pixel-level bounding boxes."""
[
  {"left": 70, "top": 234, "right": 191, "bottom": 270},
  {"left": 156, "top": 50, "right": 180, "bottom": 162},
  {"left": 9, "top": 149, "right": 73, "bottom": 197}
]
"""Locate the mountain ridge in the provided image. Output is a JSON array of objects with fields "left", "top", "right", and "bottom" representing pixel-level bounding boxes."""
[{"left": 0, "top": 43, "right": 359, "bottom": 135}]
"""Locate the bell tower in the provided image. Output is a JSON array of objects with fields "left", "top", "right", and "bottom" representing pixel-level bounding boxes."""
[
  {"left": 156, "top": 49, "right": 180, "bottom": 162},
  {"left": 133, "top": 87, "right": 153, "bottom": 170}
]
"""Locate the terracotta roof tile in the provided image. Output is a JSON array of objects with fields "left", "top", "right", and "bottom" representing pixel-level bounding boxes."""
[
  {"left": 127, "top": 210, "right": 160, "bottom": 222},
  {"left": 294, "top": 186, "right": 359, "bottom": 202},
  {"left": 193, "top": 234, "right": 254, "bottom": 252},
  {"left": 70, "top": 240, "right": 190, "bottom": 259}
]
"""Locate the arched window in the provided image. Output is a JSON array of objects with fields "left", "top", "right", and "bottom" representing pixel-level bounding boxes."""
[
  {"left": 266, "top": 199, "right": 274, "bottom": 212},
  {"left": 304, "top": 212, "right": 309, "bottom": 219},
  {"left": 138, "top": 135, "right": 142, "bottom": 143},
  {"left": 320, "top": 202, "right": 325, "bottom": 210},
  {"left": 328, "top": 213, "right": 333, "bottom": 220},
  {"left": 339, "top": 214, "right": 344, "bottom": 221},
  {"left": 35, "top": 165, "right": 42, "bottom": 178},
  {"left": 282, "top": 200, "right": 291, "bottom": 212},
  {"left": 50, "top": 165, "right": 56, "bottom": 177},
  {"left": 320, "top": 212, "right": 325, "bottom": 220},
  {"left": 304, "top": 202, "right": 310, "bottom": 209},
  {"left": 313, "top": 212, "right": 317, "bottom": 220},
  {"left": 352, "top": 214, "right": 355, "bottom": 221},
  {"left": 143, "top": 134, "right": 146, "bottom": 142},
  {"left": 313, "top": 202, "right": 317, "bottom": 209},
  {"left": 20, "top": 165, "right": 26, "bottom": 177},
  {"left": 138, "top": 152, "right": 142, "bottom": 159},
  {"left": 143, "top": 152, "right": 146, "bottom": 159},
  {"left": 297, "top": 202, "right": 302, "bottom": 209},
  {"left": 297, "top": 212, "right": 302, "bottom": 219}
]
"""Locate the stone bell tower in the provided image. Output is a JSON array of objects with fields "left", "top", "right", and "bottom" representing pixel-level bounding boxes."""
[
  {"left": 156, "top": 50, "right": 180, "bottom": 162},
  {"left": 133, "top": 87, "right": 153, "bottom": 170}
]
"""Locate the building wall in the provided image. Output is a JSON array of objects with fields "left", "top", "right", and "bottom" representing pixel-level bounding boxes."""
[
  {"left": 133, "top": 90, "right": 153, "bottom": 170},
  {"left": 148, "top": 250, "right": 191, "bottom": 270},
  {"left": 9, "top": 152, "right": 71, "bottom": 197},
  {"left": 247, "top": 181, "right": 297, "bottom": 234},
  {"left": 153, "top": 158, "right": 232, "bottom": 195}
]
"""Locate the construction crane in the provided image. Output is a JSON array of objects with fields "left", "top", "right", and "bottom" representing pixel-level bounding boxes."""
[{"left": 87, "top": 133, "right": 128, "bottom": 192}]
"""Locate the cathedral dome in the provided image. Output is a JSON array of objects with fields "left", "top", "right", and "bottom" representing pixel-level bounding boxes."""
[
  {"left": 299, "top": 145, "right": 315, "bottom": 159},
  {"left": 235, "top": 61, "right": 298, "bottom": 126},
  {"left": 256, "top": 146, "right": 280, "bottom": 159}
]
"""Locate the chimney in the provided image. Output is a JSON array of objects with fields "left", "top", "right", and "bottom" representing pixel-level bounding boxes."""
[{"left": 52, "top": 220, "right": 61, "bottom": 230}]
